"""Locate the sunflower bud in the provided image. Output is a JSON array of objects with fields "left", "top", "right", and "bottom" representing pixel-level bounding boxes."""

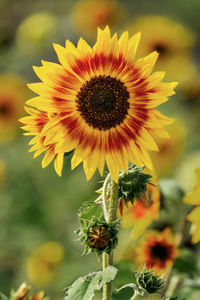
[
  {"left": 76, "top": 203, "right": 119, "bottom": 255},
  {"left": 12, "top": 282, "right": 31, "bottom": 300},
  {"left": 118, "top": 165, "right": 153, "bottom": 209},
  {"left": 136, "top": 267, "right": 164, "bottom": 294}
]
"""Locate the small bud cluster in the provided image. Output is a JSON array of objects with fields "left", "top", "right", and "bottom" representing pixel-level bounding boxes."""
[
  {"left": 76, "top": 203, "right": 119, "bottom": 255},
  {"left": 136, "top": 267, "right": 164, "bottom": 294},
  {"left": 118, "top": 165, "right": 152, "bottom": 205}
]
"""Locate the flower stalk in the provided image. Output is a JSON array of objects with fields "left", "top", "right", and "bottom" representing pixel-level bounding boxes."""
[{"left": 103, "top": 177, "right": 119, "bottom": 300}]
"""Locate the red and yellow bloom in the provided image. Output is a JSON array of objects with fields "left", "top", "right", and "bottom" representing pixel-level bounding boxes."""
[
  {"left": 0, "top": 74, "right": 28, "bottom": 142},
  {"left": 71, "top": 0, "right": 124, "bottom": 38},
  {"left": 121, "top": 184, "right": 160, "bottom": 239},
  {"left": 26, "top": 242, "right": 64, "bottom": 286},
  {"left": 134, "top": 228, "right": 179, "bottom": 273},
  {"left": 127, "top": 16, "right": 195, "bottom": 84},
  {"left": 20, "top": 26, "right": 177, "bottom": 182}
]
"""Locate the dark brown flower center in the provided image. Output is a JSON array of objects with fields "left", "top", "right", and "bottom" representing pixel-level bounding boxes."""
[
  {"left": 0, "top": 103, "right": 11, "bottom": 117},
  {"left": 153, "top": 43, "right": 168, "bottom": 57},
  {"left": 87, "top": 225, "right": 111, "bottom": 249},
  {"left": 150, "top": 243, "right": 169, "bottom": 261},
  {"left": 76, "top": 75, "right": 130, "bottom": 130}
]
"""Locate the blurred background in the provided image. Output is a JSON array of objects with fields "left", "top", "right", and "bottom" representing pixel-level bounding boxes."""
[{"left": 0, "top": 0, "right": 200, "bottom": 299}]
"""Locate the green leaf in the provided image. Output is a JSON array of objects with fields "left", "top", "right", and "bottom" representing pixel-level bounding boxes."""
[
  {"left": 64, "top": 266, "right": 118, "bottom": 300},
  {"left": 78, "top": 202, "right": 103, "bottom": 222},
  {"left": 0, "top": 293, "right": 8, "bottom": 300},
  {"left": 173, "top": 249, "right": 198, "bottom": 273}
]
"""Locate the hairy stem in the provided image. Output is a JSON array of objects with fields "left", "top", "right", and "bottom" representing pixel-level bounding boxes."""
[
  {"left": 103, "top": 177, "right": 119, "bottom": 300},
  {"left": 102, "top": 173, "right": 111, "bottom": 222}
]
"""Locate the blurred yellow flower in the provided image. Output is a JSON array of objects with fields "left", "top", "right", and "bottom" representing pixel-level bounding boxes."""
[
  {"left": 128, "top": 16, "right": 195, "bottom": 84},
  {"left": 71, "top": 0, "right": 125, "bottom": 38},
  {"left": 0, "top": 74, "right": 28, "bottom": 143},
  {"left": 133, "top": 228, "right": 179, "bottom": 273},
  {"left": 151, "top": 119, "right": 186, "bottom": 177},
  {"left": 28, "top": 291, "right": 49, "bottom": 300},
  {"left": 183, "top": 168, "right": 200, "bottom": 243},
  {"left": 16, "top": 12, "right": 58, "bottom": 54},
  {"left": 175, "top": 151, "right": 200, "bottom": 192},
  {"left": 13, "top": 281, "right": 31, "bottom": 300},
  {"left": 26, "top": 241, "right": 64, "bottom": 286},
  {"left": 121, "top": 185, "right": 160, "bottom": 240},
  {"left": 181, "top": 73, "right": 200, "bottom": 116}
]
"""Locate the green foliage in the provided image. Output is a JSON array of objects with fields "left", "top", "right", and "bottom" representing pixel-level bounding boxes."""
[
  {"left": 76, "top": 202, "right": 120, "bottom": 255},
  {"left": 0, "top": 294, "right": 8, "bottom": 300},
  {"left": 64, "top": 266, "right": 118, "bottom": 300},
  {"left": 173, "top": 249, "right": 199, "bottom": 274},
  {"left": 118, "top": 165, "right": 152, "bottom": 204}
]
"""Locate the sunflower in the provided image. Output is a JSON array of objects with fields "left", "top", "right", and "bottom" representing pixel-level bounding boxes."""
[
  {"left": 0, "top": 74, "right": 28, "bottom": 143},
  {"left": 181, "top": 73, "right": 200, "bottom": 117},
  {"left": 175, "top": 151, "right": 200, "bottom": 193},
  {"left": 26, "top": 242, "right": 64, "bottom": 286},
  {"left": 134, "top": 228, "right": 179, "bottom": 273},
  {"left": 151, "top": 119, "right": 186, "bottom": 177},
  {"left": 20, "top": 26, "right": 177, "bottom": 182},
  {"left": 71, "top": 0, "right": 124, "bottom": 38},
  {"left": 127, "top": 16, "right": 195, "bottom": 84},
  {"left": 121, "top": 185, "right": 160, "bottom": 240},
  {"left": 183, "top": 168, "right": 200, "bottom": 243}
]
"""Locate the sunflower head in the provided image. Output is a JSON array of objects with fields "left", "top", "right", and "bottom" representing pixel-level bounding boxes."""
[
  {"left": 134, "top": 228, "right": 179, "bottom": 273},
  {"left": 26, "top": 242, "right": 64, "bottom": 286},
  {"left": 0, "top": 74, "right": 28, "bottom": 143},
  {"left": 20, "top": 26, "right": 178, "bottom": 182},
  {"left": 127, "top": 16, "right": 195, "bottom": 84},
  {"left": 71, "top": 0, "right": 125, "bottom": 38}
]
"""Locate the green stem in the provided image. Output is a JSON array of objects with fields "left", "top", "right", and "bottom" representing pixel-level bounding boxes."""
[
  {"left": 103, "top": 177, "right": 119, "bottom": 300},
  {"left": 102, "top": 173, "right": 111, "bottom": 222},
  {"left": 130, "top": 291, "right": 139, "bottom": 300},
  {"left": 164, "top": 274, "right": 182, "bottom": 298}
]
